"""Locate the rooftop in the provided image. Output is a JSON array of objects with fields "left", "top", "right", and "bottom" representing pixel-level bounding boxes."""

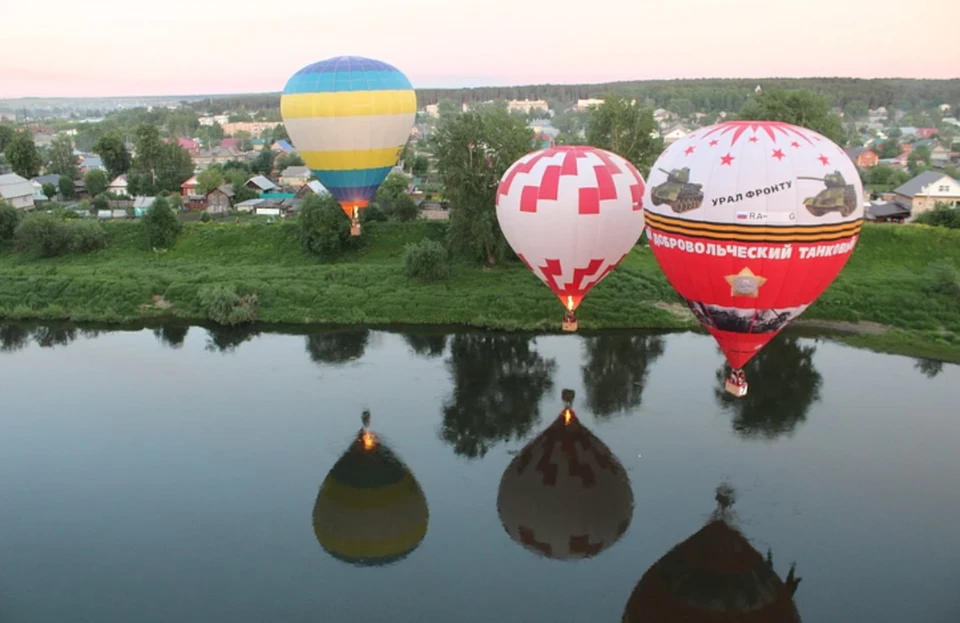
[{"left": 894, "top": 171, "right": 956, "bottom": 197}]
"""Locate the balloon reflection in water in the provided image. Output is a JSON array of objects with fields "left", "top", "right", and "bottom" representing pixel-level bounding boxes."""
[
  {"left": 497, "top": 389, "right": 634, "bottom": 560},
  {"left": 622, "top": 485, "right": 802, "bottom": 622},
  {"left": 312, "top": 411, "right": 429, "bottom": 566}
]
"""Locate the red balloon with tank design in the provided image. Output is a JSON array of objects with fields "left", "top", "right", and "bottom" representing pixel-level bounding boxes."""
[
  {"left": 496, "top": 145, "right": 647, "bottom": 332},
  {"left": 643, "top": 121, "right": 864, "bottom": 397}
]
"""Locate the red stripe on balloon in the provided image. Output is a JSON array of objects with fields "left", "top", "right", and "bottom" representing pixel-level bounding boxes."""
[
  {"left": 519, "top": 185, "right": 539, "bottom": 212},
  {"left": 579, "top": 187, "right": 600, "bottom": 214},
  {"left": 593, "top": 165, "right": 617, "bottom": 201},
  {"left": 561, "top": 150, "right": 579, "bottom": 175},
  {"left": 538, "top": 165, "right": 561, "bottom": 201}
]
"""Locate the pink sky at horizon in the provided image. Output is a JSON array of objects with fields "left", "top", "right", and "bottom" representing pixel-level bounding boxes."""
[{"left": 2, "top": 0, "right": 958, "bottom": 99}]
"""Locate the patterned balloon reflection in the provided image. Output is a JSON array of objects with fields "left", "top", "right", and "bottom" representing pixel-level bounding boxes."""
[
  {"left": 312, "top": 411, "right": 429, "bottom": 566},
  {"left": 497, "top": 389, "right": 634, "bottom": 561},
  {"left": 622, "top": 485, "right": 802, "bottom": 622}
]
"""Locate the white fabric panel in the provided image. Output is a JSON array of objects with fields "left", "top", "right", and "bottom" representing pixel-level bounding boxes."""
[{"left": 284, "top": 113, "right": 416, "bottom": 153}]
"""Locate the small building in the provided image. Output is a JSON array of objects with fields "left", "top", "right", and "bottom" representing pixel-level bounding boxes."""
[
  {"left": 235, "top": 198, "right": 266, "bottom": 213},
  {"left": 78, "top": 154, "right": 106, "bottom": 176},
  {"left": 169, "top": 137, "right": 200, "bottom": 156},
  {"left": 866, "top": 201, "right": 911, "bottom": 223},
  {"left": 271, "top": 139, "right": 296, "bottom": 153},
  {"left": 893, "top": 171, "right": 960, "bottom": 219},
  {"left": 0, "top": 173, "right": 36, "bottom": 210},
  {"left": 295, "top": 180, "right": 329, "bottom": 199},
  {"left": 662, "top": 126, "right": 689, "bottom": 145},
  {"left": 246, "top": 175, "right": 278, "bottom": 194},
  {"left": 930, "top": 144, "right": 951, "bottom": 167},
  {"left": 107, "top": 174, "right": 129, "bottom": 197},
  {"left": 181, "top": 175, "right": 198, "bottom": 197},
  {"left": 845, "top": 147, "right": 879, "bottom": 169},
  {"left": 279, "top": 166, "right": 311, "bottom": 188},
  {"left": 205, "top": 184, "right": 235, "bottom": 214}
]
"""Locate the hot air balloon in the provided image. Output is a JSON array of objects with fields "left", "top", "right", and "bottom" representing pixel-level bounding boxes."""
[
  {"left": 497, "top": 389, "right": 634, "bottom": 560},
  {"left": 642, "top": 121, "right": 863, "bottom": 397},
  {"left": 495, "top": 146, "right": 647, "bottom": 331},
  {"left": 622, "top": 485, "right": 802, "bottom": 622},
  {"left": 281, "top": 56, "right": 416, "bottom": 236},
  {"left": 312, "top": 411, "right": 428, "bottom": 566}
]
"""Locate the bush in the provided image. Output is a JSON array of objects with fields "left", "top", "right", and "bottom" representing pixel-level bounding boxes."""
[
  {"left": 915, "top": 205, "right": 960, "bottom": 229},
  {"left": 0, "top": 201, "right": 21, "bottom": 244},
  {"left": 42, "top": 182, "right": 57, "bottom": 200},
  {"left": 362, "top": 204, "right": 388, "bottom": 223},
  {"left": 393, "top": 195, "right": 421, "bottom": 222},
  {"left": 198, "top": 284, "right": 259, "bottom": 325},
  {"left": 404, "top": 238, "right": 451, "bottom": 282},
  {"left": 13, "top": 215, "right": 108, "bottom": 257},
  {"left": 298, "top": 194, "right": 353, "bottom": 258},
  {"left": 14, "top": 214, "right": 68, "bottom": 257},
  {"left": 200, "top": 211, "right": 212, "bottom": 223},
  {"left": 142, "top": 196, "right": 182, "bottom": 249},
  {"left": 927, "top": 260, "right": 960, "bottom": 299},
  {"left": 65, "top": 219, "right": 107, "bottom": 253}
]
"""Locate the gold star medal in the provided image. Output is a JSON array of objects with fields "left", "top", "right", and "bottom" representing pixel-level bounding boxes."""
[{"left": 725, "top": 267, "right": 767, "bottom": 297}]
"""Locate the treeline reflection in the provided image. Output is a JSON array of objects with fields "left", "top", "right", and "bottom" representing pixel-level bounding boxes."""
[{"left": 2, "top": 322, "right": 952, "bottom": 447}]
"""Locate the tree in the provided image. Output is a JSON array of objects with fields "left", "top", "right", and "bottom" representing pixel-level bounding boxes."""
[
  {"left": 58, "top": 174, "right": 76, "bottom": 199},
  {"left": 0, "top": 201, "right": 21, "bottom": 243},
  {"left": 153, "top": 324, "right": 189, "bottom": 349},
  {"left": 276, "top": 153, "right": 305, "bottom": 170},
  {"left": 412, "top": 154, "right": 429, "bottom": 176},
  {"left": 92, "top": 131, "right": 131, "bottom": 179},
  {"left": 737, "top": 88, "right": 846, "bottom": 146},
  {"left": 84, "top": 169, "right": 108, "bottom": 197},
  {"left": 128, "top": 125, "right": 165, "bottom": 193},
  {"left": 251, "top": 148, "right": 275, "bottom": 175},
  {"left": 430, "top": 108, "right": 533, "bottom": 265},
  {"left": 4, "top": 130, "right": 41, "bottom": 178},
  {"left": 580, "top": 334, "right": 665, "bottom": 417},
  {"left": 0, "top": 124, "right": 15, "bottom": 153},
  {"left": 272, "top": 123, "right": 289, "bottom": 142},
  {"left": 223, "top": 170, "right": 257, "bottom": 203},
  {"left": 142, "top": 195, "right": 182, "bottom": 249},
  {"left": 914, "top": 358, "right": 944, "bottom": 378},
  {"left": 374, "top": 172, "right": 411, "bottom": 216},
  {"left": 196, "top": 167, "right": 223, "bottom": 194},
  {"left": 46, "top": 134, "right": 78, "bottom": 179},
  {"left": 402, "top": 333, "right": 447, "bottom": 358},
  {"left": 440, "top": 334, "right": 556, "bottom": 459},
  {"left": 586, "top": 95, "right": 663, "bottom": 176},
  {"left": 42, "top": 182, "right": 57, "bottom": 200},
  {"left": 437, "top": 99, "right": 459, "bottom": 119},
  {"left": 298, "top": 193, "right": 353, "bottom": 257},
  {"left": 714, "top": 336, "right": 822, "bottom": 439},
  {"left": 155, "top": 142, "right": 195, "bottom": 194},
  {"left": 393, "top": 194, "right": 420, "bottom": 221}
]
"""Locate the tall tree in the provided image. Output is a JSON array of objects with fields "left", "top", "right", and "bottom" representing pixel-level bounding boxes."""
[
  {"left": 305, "top": 330, "right": 369, "bottom": 365},
  {"left": 737, "top": 88, "right": 846, "bottom": 145},
  {"left": 430, "top": 108, "right": 532, "bottom": 265},
  {"left": 58, "top": 175, "right": 76, "bottom": 199},
  {"left": 0, "top": 124, "right": 16, "bottom": 153},
  {"left": 586, "top": 94, "right": 663, "bottom": 176},
  {"left": 128, "top": 125, "right": 165, "bottom": 194},
  {"left": 195, "top": 167, "right": 223, "bottom": 195},
  {"left": 84, "top": 169, "right": 108, "bottom": 197},
  {"left": 4, "top": 130, "right": 41, "bottom": 178},
  {"left": 93, "top": 131, "right": 131, "bottom": 179},
  {"left": 46, "top": 134, "right": 78, "bottom": 179}
]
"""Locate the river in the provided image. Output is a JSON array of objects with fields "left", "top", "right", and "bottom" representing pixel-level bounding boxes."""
[{"left": 1, "top": 322, "right": 958, "bottom": 622}]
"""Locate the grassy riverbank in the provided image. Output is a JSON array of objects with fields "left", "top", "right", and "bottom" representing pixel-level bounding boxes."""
[{"left": 0, "top": 219, "right": 958, "bottom": 361}]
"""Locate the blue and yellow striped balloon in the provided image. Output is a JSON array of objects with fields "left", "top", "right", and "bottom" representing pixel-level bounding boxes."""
[
  {"left": 313, "top": 431, "right": 429, "bottom": 566},
  {"left": 280, "top": 56, "right": 416, "bottom": 221}
]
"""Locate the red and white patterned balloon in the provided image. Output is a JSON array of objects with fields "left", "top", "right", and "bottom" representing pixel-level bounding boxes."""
[{"left": 495, "top": 146, "right": 646, "bottom": 317}]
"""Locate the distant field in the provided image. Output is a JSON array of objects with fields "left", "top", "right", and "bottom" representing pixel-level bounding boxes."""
[{"left": 0, "top": 220, "right": 958, "bottom": 361}]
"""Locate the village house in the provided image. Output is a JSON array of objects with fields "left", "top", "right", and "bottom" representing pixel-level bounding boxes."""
[
  {"left": 507, "top": 99, "right": 549, "bottom": 115},
  {"left": 193, "top": 147, "right": 243, "bottom": 170},
  {"left": 107, "top": 174, "right": 129, "bottom": 197},
  {"left": 294, "top": 180, "right": 329, "bottom": 202},
  {"left": 166, "top": 137, "right": 200, "bottom": 156},
  {"left": 271, "top": 140, "right": 296, "bottom": 154},
  {"left": 930, "top": 144, "right": 951, "bottom": 167},
  {"left": 662, "top": 126, "right": 689, "bottom": 145},
  {"left": 246, "top": 175, "right": 278, "bottom": 194},
  {"left": 0, "top": 173, "right": 36, "bottom": 210},
  {"left": 893, "top": 171, "right": 960, "bottom": 219},
  {"left": 180, "top": 175, "right": 198, "bottom": 197},
  {"left": 78, "top": 154, "right": 106, "bottom": 175},
  {"left": 279, "top": 165, "right": 312, "bottom": 188},
  {"left": 845, "top": 147, "right": 879, "bottom": 169},
  {"left": 205, "top": 184, "right": 235, "bottom": 214},
  {"left": 221, "top": 121, "right": 275, "bottom": 137}
]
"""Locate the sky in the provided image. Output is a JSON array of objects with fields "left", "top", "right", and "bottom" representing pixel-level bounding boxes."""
[{"left": 2, "top": 0, "right": 958, "bottom": 98}]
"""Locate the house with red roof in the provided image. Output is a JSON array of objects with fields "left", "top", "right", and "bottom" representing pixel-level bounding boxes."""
[
  {"left": 181, "top": 175, "right": 198, "bottom": 197},
  {"left": 165, "top": 137, "right": 200, "bottom": 156}
]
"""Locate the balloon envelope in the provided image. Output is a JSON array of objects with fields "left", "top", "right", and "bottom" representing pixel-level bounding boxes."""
[
  {"left": 497, "top": 408, "right": 634, "bottom": 560},
  {"left": 280, "top": 56, "right": 416, "bottom": 218},
  {"left": 313, "top": 430, "right": 428, "bottom": 566},
  {"left": 622, "top": 518, "right": 801, "bottom": 622},
  {"left": 643, "top": 121, "right": 863, "bottom": 369},
  {"left": 495, "top": 146, "right": 646, "bottom": 312}
]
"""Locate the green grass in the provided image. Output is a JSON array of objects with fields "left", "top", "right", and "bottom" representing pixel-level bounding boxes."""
[{"left": 1, "top": 219, "right": 959, "bottom": 361}]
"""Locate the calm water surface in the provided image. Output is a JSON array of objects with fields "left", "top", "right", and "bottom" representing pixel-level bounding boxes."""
[{"left": 1, "top": 323, "right": 959, "bottom": 622}]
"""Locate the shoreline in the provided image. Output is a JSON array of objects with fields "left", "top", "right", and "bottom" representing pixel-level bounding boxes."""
[{"left": 1, "top": 220, "right": 958, "bottom": 363}]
